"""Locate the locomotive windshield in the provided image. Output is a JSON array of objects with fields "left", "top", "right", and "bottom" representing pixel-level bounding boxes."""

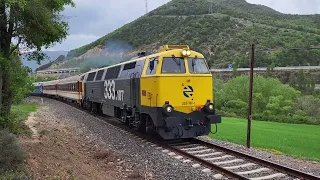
[
  {"left": 188, "top": 58, "right": 210, "bottom": 74},
  {"left": 161, "top": 57, "right": 186, "bottom": 73}
]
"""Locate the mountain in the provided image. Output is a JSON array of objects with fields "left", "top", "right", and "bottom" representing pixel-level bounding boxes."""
[
  {"left": 21, "top": 50, "right": 69, "bottom": 71},
  {"left": 59, "top": 0, "right": 320, "bottom": 69}
]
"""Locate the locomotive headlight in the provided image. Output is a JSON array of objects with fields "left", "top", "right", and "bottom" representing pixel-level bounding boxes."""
[
  {"left": 208, "top": 104, "right": 214, "bottom": 111},
  {"left": 182, "top": 50, "right": 187, "bottom": 56},
  {"left": 162, "top": 104, "right": 174, "bottom": 116},
  {"left": 182, "top": 50, "right": 191, "bottom": 56},
  {"left": 204, "top": 102, "right": 215, "bottom": 113}
]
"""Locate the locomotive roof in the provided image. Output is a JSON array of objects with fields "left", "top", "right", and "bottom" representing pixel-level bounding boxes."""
[
  {"left": 38, "top": 45, "right": 205, "bottom": 86},
  {"left": 83, "top": 46, "right": 204, "bottom": 75}
]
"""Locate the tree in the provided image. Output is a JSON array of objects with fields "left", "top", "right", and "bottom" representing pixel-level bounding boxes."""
[
  {"left": 266, "top": 65, "right": 272, "bottom": 77},
  {"left": 10, "top": 53, "right": 34, "bottom": 105},
  {"left": 215, "top": 75, "right": 300, "bottom": 117},
  {"left": 289, "top": 69, "right": 316, "bottom": 94},
  {"left": 0, "top": 0, "right": 75, "bottom": 117}
]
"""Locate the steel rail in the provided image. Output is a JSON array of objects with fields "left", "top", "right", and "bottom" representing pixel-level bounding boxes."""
[
  {"left": 33, "top": 96, "right": 320, "bottom": 180},
  {"left": 164, "top": 143, "right": 249, "bottom": 179},
  {"left": 191, "top": 138, "right": 320, "bottom": 180}
]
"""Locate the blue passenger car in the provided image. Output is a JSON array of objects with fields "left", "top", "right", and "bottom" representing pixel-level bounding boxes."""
[{"left": 31, "top": 82, "right": 43, "bottom": 95}]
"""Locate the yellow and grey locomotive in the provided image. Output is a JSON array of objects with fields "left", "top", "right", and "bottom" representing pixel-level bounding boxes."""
[
  {"left": 39, "top": 45, "right": 221, "bottom": 139},
  {"left": 80, "top": 45, "right": 221, "bottom": 139}
]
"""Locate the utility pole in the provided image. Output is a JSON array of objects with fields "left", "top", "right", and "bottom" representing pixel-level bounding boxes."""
[
  {"left": 145, "top": 0, "right": 148, "bottom": 14},
  {"left": 209, "top": 1, "right": 213, "bottom": 14},
  {"left": 247, "top": 43, "right": 255, "bottom": 148}
]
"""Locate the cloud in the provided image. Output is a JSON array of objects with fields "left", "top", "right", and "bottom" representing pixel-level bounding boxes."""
[
  {"left": 60, "top": 0, "right": 170, "bottom": 35},
  {"left": 47, "top": 0, "right": 170, "bottom": 51},
  {"left": 46, "top": 34, "right": 100, "bottom": 51},
  {"left": 246, "top": 0, "right": 320, "bottom": 14},
  {"left": 46, "top": 0, "right": 319, "bottom": 51}
]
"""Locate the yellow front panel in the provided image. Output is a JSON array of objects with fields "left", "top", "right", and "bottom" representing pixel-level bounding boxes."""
[
  {"left": 140, "top": 77, "right": 159, "bottom": 107},
  {"left": 157, "top": 76, "right": 213, "bottom": 114},
  {"left": 139, "top": 46, "right": 213, "bottom": 114}
]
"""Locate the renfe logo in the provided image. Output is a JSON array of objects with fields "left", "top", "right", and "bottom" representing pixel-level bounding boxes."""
[{"left": 183, "top": 85, "right": 194, "bottom": 98}]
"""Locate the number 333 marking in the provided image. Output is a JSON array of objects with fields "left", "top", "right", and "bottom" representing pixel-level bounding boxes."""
[{"left": 104, "top": 80, "right": 115, "bottom": 100}]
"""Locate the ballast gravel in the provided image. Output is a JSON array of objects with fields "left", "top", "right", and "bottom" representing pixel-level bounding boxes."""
[
  {"left": 30, "top": 97, "right": 222, "bottom": 180},
  {"left": 197, "top": 136, "right": 320, "bottom": 177}
]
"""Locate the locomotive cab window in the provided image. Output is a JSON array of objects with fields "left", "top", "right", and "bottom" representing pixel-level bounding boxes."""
[
  {"left": 146, "top": 57, "right": 158, "bottom": 75},
  {"left": 161, "top": 57, "right": 186, "bottom": 74},
  {"left": 188, "top": 58, "right": 210, "bottom": 74}
]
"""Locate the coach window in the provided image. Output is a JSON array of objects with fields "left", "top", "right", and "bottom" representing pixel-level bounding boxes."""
[{"left": 146, "top": 57, "right": 158, "bottom": 75}]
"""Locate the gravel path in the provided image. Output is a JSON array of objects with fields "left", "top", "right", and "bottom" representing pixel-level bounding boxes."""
[{"left": 30, "top": 97, "right": 223, "bottom": 180}]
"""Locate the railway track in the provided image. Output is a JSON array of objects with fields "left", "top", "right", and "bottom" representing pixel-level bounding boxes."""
[
  {"left": 164, "top": 139, "right": 319, "bottom": 180},
  {"left": 37, "top": 97, "right": 320, "bottom": 180}
]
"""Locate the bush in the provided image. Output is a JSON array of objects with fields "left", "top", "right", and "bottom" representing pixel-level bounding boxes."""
[
  {"left": 214, "top": 75, "right": 320, "bottom": 125},
  {"left": 253, "top": 114, "right": 320, "bottom": 125},
  {"left": 0, "top": 103, "right": 38, "bottom": 135},
  {"left": 0, "top": 111, "right": 29, "bottom": 135},
  {"left": 216, "top": 75, "right": 300, "bottom": 117},
  {"left": 0, "top": 130, "right": 26, "bottom": 173},
  {"left": 0, "top": 170, "right": 28, "bottom": 180},
  {"left": 295, "top": 95, "right": 320, "bottom": 117}
]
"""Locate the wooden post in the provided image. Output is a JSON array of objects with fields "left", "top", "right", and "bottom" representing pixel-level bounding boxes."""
[{"left": 247, "top": 44, "right": 255, "bottom": 148}]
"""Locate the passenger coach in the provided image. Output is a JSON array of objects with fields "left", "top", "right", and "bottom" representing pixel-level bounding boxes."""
[{"left": 31, "top": 82, "right": 43, "bottom": 95}]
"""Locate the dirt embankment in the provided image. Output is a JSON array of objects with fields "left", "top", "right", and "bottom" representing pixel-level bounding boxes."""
[{"left": 19, "top": 104, "right": 144, "bottom": 180}]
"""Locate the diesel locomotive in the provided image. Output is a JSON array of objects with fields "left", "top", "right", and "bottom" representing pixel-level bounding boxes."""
[{"left": 36, "top": 45, "right": 221, "bottom": 139}]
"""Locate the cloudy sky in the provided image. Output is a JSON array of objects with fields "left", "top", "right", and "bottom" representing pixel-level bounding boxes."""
[{"left": 46, "top": 0, "right": 320, "bottom": 52}]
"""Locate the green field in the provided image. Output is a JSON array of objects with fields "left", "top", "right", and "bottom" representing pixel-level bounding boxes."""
[{"left": 210, "top": 118, "right": 320, "bottom": 161}]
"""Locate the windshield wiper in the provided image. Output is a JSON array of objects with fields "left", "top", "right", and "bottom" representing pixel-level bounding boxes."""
[
  {"left": 172, "top": 55, "right": 181, "bottom": 66},
  {"left": 192, "top": 56, "right": 197, "bottom": 72}
]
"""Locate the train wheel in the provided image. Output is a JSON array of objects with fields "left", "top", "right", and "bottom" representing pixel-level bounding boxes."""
[
  {"left": 146, "top": 115, "right": 156, "bottom": 134},
  {"left": 138, "top": 114, "right": 146, "bottom": 133},
  {"left": 87, "top": 101, "right": 93, "bottom": 112},
  {"left": 138, "top": 114, "right": 154, "bottom": 134},
  {"left": 92, "top": 102, "right": 100, "bottom": 114}
]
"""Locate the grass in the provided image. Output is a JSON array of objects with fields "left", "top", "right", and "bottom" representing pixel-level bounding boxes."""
[
  {"left": 0, "top": 102, "right": 39, "bottom": 179},
  {"left": 6, "top": 103, "right": 39, "bottom": 134},
  {"left": 209, "top": 117, "right": 320, "bottom": 161},
  {"left": 0, "top": 170, "right": 29, "bottom": 180},
  {"left": 11, "top": 103, "right": 39, "bottom": 121}
]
